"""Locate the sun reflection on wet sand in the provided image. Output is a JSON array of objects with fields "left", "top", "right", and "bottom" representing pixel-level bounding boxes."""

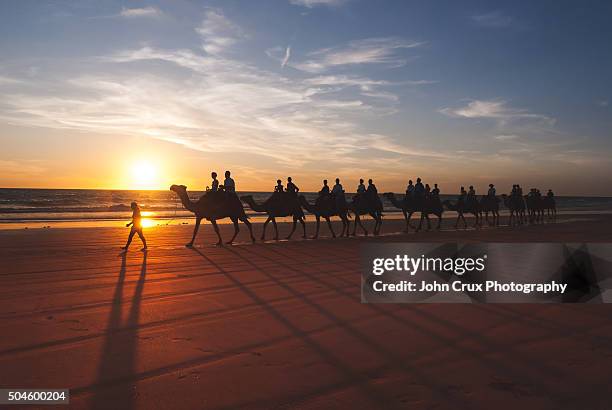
[{"left": 140, "top": 211, "right": 155, "bottom": 228}]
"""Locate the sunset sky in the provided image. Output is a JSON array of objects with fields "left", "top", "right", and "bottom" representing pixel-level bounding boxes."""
[{"left": 1, "top": 0, "right": 611, "bottom": 195}]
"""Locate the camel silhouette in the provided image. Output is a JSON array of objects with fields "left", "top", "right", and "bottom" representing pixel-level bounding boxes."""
[
  {"left": 170, "top": 185, "right": 255, "bottom": 247},
  {"left": 348, "top": 195, "right": 383, "bottom": 236},
  {"left": 383, "top": 193, "right": 443, "bottom": 231},
  {"left": 543, "top": 195, "right": 557, "bottom": 219},
  {"left": 241, "top": 193, "right": 306, "bottom": 241},
  {"left": 524, "top": 192, "right": 557, "bottom": 224},
  {"left": 442, "top": 199, "right": 480, "bottom": 228},
  {"left": 299, "top": 194, "right": 351, "bottom": 239},
  {"left": 479, "top": 195, "right": 500, "bottom": 226},
  {"left": 501, "top": 194, "right": 526, "bottom": 226}
]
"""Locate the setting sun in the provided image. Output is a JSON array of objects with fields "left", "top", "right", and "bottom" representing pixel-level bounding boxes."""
[{"left": 130, "top": 160, "right": 158, "bottom": 189}]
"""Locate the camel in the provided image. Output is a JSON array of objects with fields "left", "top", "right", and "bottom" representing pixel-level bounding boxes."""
[
  {"left": 524, "top": 194, "right": 546, "bottom": 224},
  {"left": 348, "top": 194, "right": 383, "bottom": 236},
  {"left": 479, "top": 195, "right": 500, "bottom": 226},
  {"left": 543, "top": 196, "right": 557, "bottom": 219},
  {"left": 241, "top": 193, "right": 306, "bottom": 241},
  {"left": 383, "top": 193, "right": 443, "bottom": 231},
  {"left": 501, "top": 194, "right": 526, "bottom": 226},
  {"left": 170, "top": 185, "right": 255, "bottom": 247},
  {"left": 298, "top": 195, "right": 351, "bottom": 238},
  {"left": 442, "top": 199, "right": 480, "bottom": 228}
]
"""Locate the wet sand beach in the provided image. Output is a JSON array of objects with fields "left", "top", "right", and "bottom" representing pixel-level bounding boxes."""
[{"left": 1, "top": 215, "right": 611, "bottom": 409}]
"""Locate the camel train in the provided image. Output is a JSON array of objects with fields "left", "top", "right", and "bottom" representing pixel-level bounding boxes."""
[{"left": 170, "top": 180, "right": 556, "bottom": 246}]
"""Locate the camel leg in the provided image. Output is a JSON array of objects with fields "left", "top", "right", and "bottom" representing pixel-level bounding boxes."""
[
  {"left": 341, "top": 216, "right": 349, "bottom": 237},
  {"left": 437, "top": 214, "right": 442, "bottom": 230},
  {"left": 286, "top": 216, "right": 297, "bottom": 239},
  {"left": 300, "top": 217, "right": 307, "bottom": 238},
  {"left": 240, "top": 216, "right": 256, "bottom": 242},
  {"left": 454, "top": 214, "right": 461, "bottom": 229},
  {"left": 312, "top": 216, "right": 321, "bottom": 239},
  {"left": 371, "top": 213, "right": 380, "bottom": 236},
  {"left": 227, "top": 217, "right": 239, "bottom": 244},
  {"left": 271, "top": 218, "right": 279, "bottom": 240},
  {"left": 461, "top": 213, "right": 467, "bottom": 228},
  {"left": 261, "top": 216, "right": 271, "bottom": 240},
  {"left": 325, "top": 217, "right": 335, "bottom": 238},
  {"left": 211, "top": 220, "right": 223, "bottom": 246},
  {"left": 355, "top": 215, "right": 368, "bottom": 236},
  {"left": 402, "top": 211, "right": 410, "bottom": 232},
  {"left": 425, "top": 214, "right": 431, "bottom": 231},
  {"left": 186, "top": 217, "right": 203, "bottom": 247},
  {"left": 416, "top": 213, "right": 423, "bottom": 232}
]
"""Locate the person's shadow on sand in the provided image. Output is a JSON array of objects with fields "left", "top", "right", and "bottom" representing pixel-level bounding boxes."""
[{"left": 91, "top": 251, "right": 147, "bottom": 409}]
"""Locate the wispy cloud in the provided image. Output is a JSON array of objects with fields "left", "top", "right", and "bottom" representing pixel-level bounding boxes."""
[
  {"left": 439, "top": 99, "right": 554, "bottom": 125},
  {"left": 289, "top": 0, "right": 346, "bottom": 8},
  {"left": 470, "top": 11, "right": 514, "bottom": 28},
  {"left": 119, "top": 6, "right": 163, "bottom": 18},
  {"left": 281, "top": 46, "right": 291, "bottom": 68},
  {"left": 289, "top": 37, "right": 424, "bottom": 73},
  {"left": 493, "top": 134, "right": 520, "bottom": 141},
  {"left": 0, "top": 76, "right": 23, "bottom": 85},
  {"left": 1, "top": 14, "right": 425, "bottom": 174},
  {"left": 196, "top": 9, "right": 245, "bottom": 55}
]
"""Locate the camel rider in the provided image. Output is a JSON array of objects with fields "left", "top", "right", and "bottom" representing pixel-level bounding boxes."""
[
  {"left": 414, "top": 178, "right": 425, "bottom": 206},
  {"left": 458, "top": 186, "right": 467, "bottom": 206},
  {"left": 286, "top": 177, "right": 299, "bottom": 196},
  {"left": 274, "top": 179, "right": 284, "bottom": 193},
  {"left": 467, "top": 186, "right": 476, "bottom": 205},
  {"left": 332, "top": 178, "right": 343, "bottom": 196},
  {"left": 366, "top": 178, "right": 378, "bottom": 204},
  {"left": 547, "top": 189, "right": 554, "bottom": 199},
  {"left": 425, "top": 184, "right": 431, "bottom": 198},
  {"left": 487, "top": 184, "right": 496, "bottom": 197},
  {"left": 511, "top": 185, "right": 517, "bottom": 197},
  {"left": 432, "top": 183, "right": 440, "bottom": 197},
  {"left": 357, "top": 178, "right": 366, "bottom": 195},
  {"left": 332, "top": 178, "right": 345, "bottom": 209},
  {"left": 319, "top": 179, "right": 330, "bottom": 196},
  {"left": 223, "top": 171, "right": 236, "bottom": 194},
  {"left": 209, "top": 172, "right": 219, "bottom": 192},
  {"left": 517, "top": 185, "right": 523, "bottom": 196},
  {"left": 406, "top": 180, "right": 414, "bottom": 198},
  {"left": 414, "top": 178, "right": 425, "bottom": 196}
]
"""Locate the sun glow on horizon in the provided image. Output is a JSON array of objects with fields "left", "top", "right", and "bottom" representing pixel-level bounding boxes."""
[{"left": 130, "top": 160, "right": 159, "bottom": 190}]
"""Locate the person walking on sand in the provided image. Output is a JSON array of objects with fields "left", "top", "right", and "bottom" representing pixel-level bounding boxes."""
[{"left": 122, "top": 201, "right": 147, "bottom": 251}]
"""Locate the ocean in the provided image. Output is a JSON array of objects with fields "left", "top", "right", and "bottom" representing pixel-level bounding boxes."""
[{"left": 1, "top": 188, "right": 611, "bottom": 229}]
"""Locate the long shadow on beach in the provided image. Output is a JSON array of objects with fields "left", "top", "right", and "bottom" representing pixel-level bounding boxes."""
[{"left": 92, "top": 252, "right": 147, "bottom": 410}]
